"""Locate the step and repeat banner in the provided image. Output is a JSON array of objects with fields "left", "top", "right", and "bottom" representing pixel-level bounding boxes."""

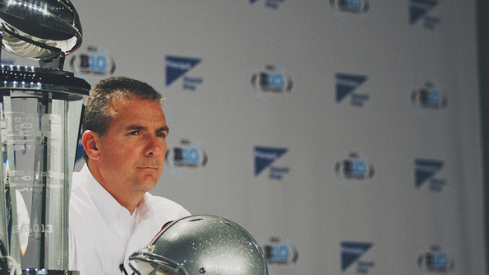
[{"left": 5, "top": 0, "right": 484, "bottom": 274}]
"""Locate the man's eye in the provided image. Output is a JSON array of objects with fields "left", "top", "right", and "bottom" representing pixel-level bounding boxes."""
[
  {"left": 128, "top": 131, "right": 139, "bottom": 136},
  {"left": 157, "top": 132, "right": 167, "bottom": 138}
]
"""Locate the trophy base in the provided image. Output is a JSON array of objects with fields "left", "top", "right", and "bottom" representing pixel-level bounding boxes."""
[{"left": 23, "top": 269, "right": 79, "bottom": 275}]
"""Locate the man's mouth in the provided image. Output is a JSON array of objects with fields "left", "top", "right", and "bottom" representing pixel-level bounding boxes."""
[{"left": 137, "top": 166, "right": 158, "bottom": 170}]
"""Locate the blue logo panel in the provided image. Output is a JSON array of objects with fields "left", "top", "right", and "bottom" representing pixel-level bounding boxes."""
[
  {"left": 341, "top": 241, "right": 373, "bottom": 271},
  {"left": 409, "top": 0, "right": 439, "bottom": 25},
  {"left": 254, "top": 146, "right": 288, "bottom": 176},
  {"left": 165, "top": 56, "right": 202, "bottom": 86},
  {"left": 414, "top": 159, "right": 444, "bottom": 188},
  {"left": 335, "top": 73, "right": 367, "bottom": 101}
]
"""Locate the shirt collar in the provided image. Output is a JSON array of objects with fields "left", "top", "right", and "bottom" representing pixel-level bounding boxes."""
[
  {"left": 137, "top": 193, "right": 155, "bottom": 220},
  {"left": 81, "top": 165, "right": 131, "bottom": 228},
  {"left": 80, "top": 164, "right": 155, "bottom": 226}
]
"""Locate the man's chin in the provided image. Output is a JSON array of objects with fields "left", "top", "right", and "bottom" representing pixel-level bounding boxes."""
[{"left": 139, "top": 175, "right": 160, "bottom": 190}]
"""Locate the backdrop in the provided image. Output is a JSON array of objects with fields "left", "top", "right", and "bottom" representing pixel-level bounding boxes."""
[{"left": 4, "top": 0, "right": 484, "bottom": 274}]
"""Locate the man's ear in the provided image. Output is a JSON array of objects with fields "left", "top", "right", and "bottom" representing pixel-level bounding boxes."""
[{"left": 82, "top": 130, "right": 101, "bottom": 160}]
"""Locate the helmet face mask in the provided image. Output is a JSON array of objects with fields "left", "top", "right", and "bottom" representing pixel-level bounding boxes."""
[
  {"left": 130, "top": 248, "right": 187, "bottom": 275},
  {"left": 129, "top": 215, "right": 268, "bottom": 275}
]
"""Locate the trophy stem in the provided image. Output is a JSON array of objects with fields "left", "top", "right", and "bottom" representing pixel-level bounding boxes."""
[{"left": 39, "top": 54, "right": 66, "bottom": 71}]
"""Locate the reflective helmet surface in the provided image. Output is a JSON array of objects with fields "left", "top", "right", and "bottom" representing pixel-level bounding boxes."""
[{"left": 129, "top": 215, "right": 268, "bottom": 275}]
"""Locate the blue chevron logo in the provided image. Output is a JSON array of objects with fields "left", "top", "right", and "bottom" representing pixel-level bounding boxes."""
[
  {"left": 165, "top": 56, "right": 202, "bottom": 86},
  {"left": 341, "top": 241, "right": 373, "bottom": 272}
]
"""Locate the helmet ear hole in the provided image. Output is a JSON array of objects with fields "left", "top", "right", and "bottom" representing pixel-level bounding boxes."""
[{"left": 224, "top": 221, "right": 238, "bottom": 228}]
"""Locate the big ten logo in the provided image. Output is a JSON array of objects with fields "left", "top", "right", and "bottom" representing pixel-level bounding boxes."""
[
  {"left": 330, "top": 0, "right": 369, "bottom": 17},
  {"left": 70, "top": 45, "right": 116, "bottom": 76},
  {"left": 165, "top": 139, "right": 208, "bottom": 175},
  {"left": 80, "top": 51, "right": 106, "bottom": 73},
  {"left": 335, "top": 152, "right": 374, "bottom": 188},
  {"left": 417, "top": 245, "right": 454, "bottom": 274},
  {"left": 173, "top": 146, "right": 199, "bottom": 166},
  {"left": 411, "top": 82, "right": 447, "bottom": 113},
  {"left": 1, "top": 112, "right": 62, "bottom": 149},
  {"left": 259, "top": 72, "right": 284, "bottom": 91},
  {"left": 251, "top": 65, "right": 292, "bottom": 100},
  {"left": 263, "top": 237, "right": 298, "bottom": 265},
  {"left": 170, "top": 139, "right": 207, "bottom": 167}
]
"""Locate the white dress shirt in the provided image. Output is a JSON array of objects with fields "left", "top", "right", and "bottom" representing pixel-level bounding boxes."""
[{"left": 69, "top": 165, "right": 190, "bottom": 275}]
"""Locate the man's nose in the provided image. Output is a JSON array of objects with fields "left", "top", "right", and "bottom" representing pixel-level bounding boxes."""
[{"left": 144, "top": 135, "right": 164, "bottom": 157}]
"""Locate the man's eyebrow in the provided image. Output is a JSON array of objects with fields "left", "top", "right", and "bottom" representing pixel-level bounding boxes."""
[
  {"left": 125, "top": 125, "right": 169, "bottom": 133},
  {"left": 157, "top": 125, "right": 170, "bottom": 134},
  {"left": 125, "top": 125, "right": 146, "bottom": 131}
]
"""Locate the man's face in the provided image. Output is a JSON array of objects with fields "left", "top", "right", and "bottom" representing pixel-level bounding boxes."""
[{"left": 96, "top": 98, "right": 168, "bottom": 195}]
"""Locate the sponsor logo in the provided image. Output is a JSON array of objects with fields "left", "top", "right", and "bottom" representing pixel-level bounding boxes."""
[
  {"left": 254, "top": 146, "right": 289, "bottom": 180},
  {"left": 335, "top": 73, "right": 369, "bottom": 107},
  {"left": 335, "top": 152, "right": 374, "bottom": 188},
  {"left": 251, "top": 65, "right": 292, "bottom": 100},
  {"left": 341, "top": 241, "right": 374, "bottom": 273},
  {"left": 409, "top": 0, "right": 440, "bottom": 29},
  {"left": 414, "top": 159, "right": 446, "bottom": 192},
  {"left": 411, "top": 82, "right": 447, "bottom": 113},
  {"left": 165, "top": 55, "right": 203, "bottom": 91},
  {"left": 165, "top": 139, "right": 208, "bottom": 176},
  {"left": 417, "top": 245, "right": 454, "bottom": 274},
  {"left": 330, "top": 0, "right": 369, "bottom": 18},
  {"left": 69, "top": 45, "right": 116, "bottom": 77},
  {"left": 263, "top": 237, "right": 298, "bottom": 265},
  {"left": 249, "top": 0, "right": 285, "bottom": 9}
]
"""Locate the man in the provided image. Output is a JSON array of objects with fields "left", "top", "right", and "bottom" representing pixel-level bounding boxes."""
[{"left": 69, "top": 77, "right": 190, "bottom": 275}]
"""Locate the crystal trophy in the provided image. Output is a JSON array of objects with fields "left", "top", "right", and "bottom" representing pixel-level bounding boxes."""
[{"left": 0, "top": 0, "right": 90, "bottom": 274}]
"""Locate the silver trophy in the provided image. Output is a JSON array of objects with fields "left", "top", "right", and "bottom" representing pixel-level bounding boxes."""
[{"left": 0, "top": 0, "right": 90, "bottom": 274}]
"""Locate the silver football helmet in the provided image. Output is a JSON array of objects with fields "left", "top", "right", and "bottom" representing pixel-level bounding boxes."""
[{"left": 129, "top": 215, "right": 268, "bottom": 275}]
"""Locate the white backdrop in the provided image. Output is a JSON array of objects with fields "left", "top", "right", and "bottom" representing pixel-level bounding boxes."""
[{"left": 7, "top": 0, "right": 484, "bottom": 274}]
